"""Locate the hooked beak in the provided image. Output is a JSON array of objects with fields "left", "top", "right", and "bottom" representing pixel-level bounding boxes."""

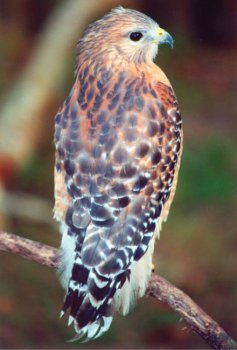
[{"left": 157, "top": 27, "right": 174, "bottom": 48}]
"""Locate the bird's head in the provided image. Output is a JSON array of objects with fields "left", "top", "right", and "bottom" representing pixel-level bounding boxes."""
[{"left": 77, "top": 6, "right": 173, "bottom": 67}]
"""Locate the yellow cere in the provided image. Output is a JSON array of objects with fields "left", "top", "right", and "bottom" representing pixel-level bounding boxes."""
[{"left": 157, "top": 27, "right": 165, "bottom": 37}]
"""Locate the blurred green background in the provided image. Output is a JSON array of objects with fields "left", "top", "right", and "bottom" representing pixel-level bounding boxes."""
[{"left": 0, "top": 0, "right": 236, "bottom": 348}]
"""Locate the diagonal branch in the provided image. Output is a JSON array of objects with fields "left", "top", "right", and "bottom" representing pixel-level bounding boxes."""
[
  {"left": 147, "top": 275, "right": 237, "bottom": 350},
  {"left": 0, "top": 231, "right": 58, "bottom": 267},
  {"left": 0, "top": 231, "right": 236, "bottom": 349}
]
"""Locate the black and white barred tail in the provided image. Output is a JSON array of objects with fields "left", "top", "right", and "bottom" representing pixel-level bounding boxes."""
[{"left": 58, "top": 222, "right": 157, "bottom": 341}]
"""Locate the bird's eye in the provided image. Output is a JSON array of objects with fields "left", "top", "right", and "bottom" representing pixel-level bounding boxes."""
[{"left": 129, "top": 32, "right": 143, "bottom": 41}]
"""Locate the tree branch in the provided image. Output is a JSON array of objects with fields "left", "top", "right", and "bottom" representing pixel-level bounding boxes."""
[
  {"left": 0, "top": 231, "right": 58, "bottom": 268},
  {"left": 0, "top": 231, "right": 236, "bottom": 349},
  {"left": 147, "top": 275, "right": 237, "bottom": 349}
]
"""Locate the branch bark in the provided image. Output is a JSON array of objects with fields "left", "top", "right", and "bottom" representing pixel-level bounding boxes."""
[{"left": 0, "top": 231, "right": 236, "bottom": 349}]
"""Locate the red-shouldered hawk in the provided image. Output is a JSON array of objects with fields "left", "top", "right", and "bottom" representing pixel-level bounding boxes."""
[{"left": 54, "top": 6, "right": 182, "bottom": 341}]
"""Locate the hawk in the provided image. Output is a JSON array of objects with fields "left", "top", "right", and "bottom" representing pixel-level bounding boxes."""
[{"left": 54, "top": 6, "right": 182, "bottom": 341}]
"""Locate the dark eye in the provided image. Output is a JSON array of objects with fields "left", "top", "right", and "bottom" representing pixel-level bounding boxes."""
[{"left": 129, "top": 32, "right": 143, "bottom": 41}]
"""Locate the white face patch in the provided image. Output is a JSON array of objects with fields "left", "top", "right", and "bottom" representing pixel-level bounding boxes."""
[{"left": 118, "top": 22, "right": 160, "bottom": 63}]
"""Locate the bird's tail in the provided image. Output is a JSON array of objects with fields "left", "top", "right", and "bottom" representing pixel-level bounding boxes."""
[{"left": 61, "top": 259, "right": 121, "bottom": 341}]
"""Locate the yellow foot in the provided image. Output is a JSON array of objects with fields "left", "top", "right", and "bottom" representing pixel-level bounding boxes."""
[{"left": 149, "top": 263, "right": 155, "bottom": 272}]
